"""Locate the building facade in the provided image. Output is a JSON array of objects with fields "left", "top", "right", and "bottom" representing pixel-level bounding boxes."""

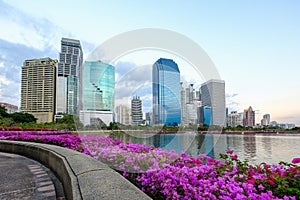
[
  {"left": 261, "top": 114, "right": 271, "bottom": 126},
  {"left": 199, "top": 106, "right": 212, "bottom": 125},
  {"left": 180, "top": 83, "right": 201, "bottom": 125},
  {"left": 56, "top": 38, "right": 83, "bottom": 115},
  {"left": 80, "top": 61, "right": 114, "bottom": 126},
  {"left": 131, "top": 96, "right": 143, "bottom": 125},
  {"left": 0, "top": 102, "right": 18, "bottom": 113},
  {"left": 21, "top": 58, "right": 57, "bottom": 123},
  {"left": 152, "top": 58, "right": 181, "bottom": 125},
  {"left": 227, "top": 111, "right": 243, "bottom": 127},
  {"left": 200, "top": 79, "right": 226, "bottom": 126},
  {"left": 243, "top": 106, "right": 255, "bottom": 127},
  {"left": 115, "top": 105, "right": 131, "bottom": 125},
  {"left": 145, "top": 112, "right": 152, "bottom": 125}
]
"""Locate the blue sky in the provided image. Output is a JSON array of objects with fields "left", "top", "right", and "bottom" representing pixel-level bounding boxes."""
[{"left": 0, "top": 0, "right": 299, "bottom": 125}]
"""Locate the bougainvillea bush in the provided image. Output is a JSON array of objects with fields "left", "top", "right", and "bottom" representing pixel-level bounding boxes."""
[{"left": 1, "top": 131, "right": 299, "bottom": 199}]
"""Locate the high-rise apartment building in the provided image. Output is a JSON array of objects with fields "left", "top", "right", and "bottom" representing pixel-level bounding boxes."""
[
  {"left": 21, "top": 58, "right": 57, "bottom": 123},
  {"left": 56, "top": 38, "right": 83, "bottom": 115},
  {"left": 243, "top": 106, "right": 255, "bottom": 127},
  {"left": 115, "top": 105, "right": 131, "bottom": 125},
  {"left": 80, "top": 61, "right": 114, "bottom": 126},
  {"left": 200, "top": 79, "right": 226, "bottom": 126},
  {"left": 152, "top": 58, "right": 181, "bottom": 125},
  {"left": 131, "top": 96, "right": 143, "bottom": 125}
]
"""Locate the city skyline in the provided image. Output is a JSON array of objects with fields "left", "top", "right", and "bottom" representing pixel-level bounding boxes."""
[{"left": 0, "top": 1, "right": 299, "bottom": 125}]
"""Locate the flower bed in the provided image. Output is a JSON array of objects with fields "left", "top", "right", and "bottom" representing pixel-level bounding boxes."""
[{"left": 0, "top": 131, "right": 299, "bottom": 199}]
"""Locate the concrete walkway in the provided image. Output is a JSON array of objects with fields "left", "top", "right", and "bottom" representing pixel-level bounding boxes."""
[{"left": 0, "top": 152, "right": 65, "bottom": 200}]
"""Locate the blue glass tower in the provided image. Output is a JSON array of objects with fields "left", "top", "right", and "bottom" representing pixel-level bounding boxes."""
[
  {"left": 152, "top": 58, "right": 181, "bottom": 125},
  {"left": 203, "top": 106, "right": 212, "bottom": 125},
  {"left": 82, "top": 61, "right": 115, "bottom": 111}
]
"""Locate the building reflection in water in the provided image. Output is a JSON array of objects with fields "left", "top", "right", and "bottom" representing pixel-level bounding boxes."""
[
  {"left": 112, "top": 133, "right": 300, "bottom": 164},
  {"left": 243, "top": 134, "right": 257, "bottom": 159}
]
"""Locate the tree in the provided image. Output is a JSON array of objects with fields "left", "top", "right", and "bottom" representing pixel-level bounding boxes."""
[
  {"left": 56, "top": 114, "right": 83, "bottom": 130},
  {"left": 10, "top": 112, "right": 37, "bottom": 123},
  {"left": 0, "top": 106, "right": 9, "bottom": 117},
  {"left": 107, "top": 122, "right": 119, "bottom": 130}
]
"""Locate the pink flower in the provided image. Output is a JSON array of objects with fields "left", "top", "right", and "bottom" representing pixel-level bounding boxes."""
[
  {"left": 231, "top": 155, "right": 238, "bottom": 160},
  {"left": 191, "top": 158, "right": 202, "bottom": 165},
  {"left": 292, "top": 158, "right": 300, "bottom": 164},
  {"left": 227, "top": 150, "right": 234, "bottom": 154},
  {"left": 247, "top": 178, "right": 255, "bottom": 185}
]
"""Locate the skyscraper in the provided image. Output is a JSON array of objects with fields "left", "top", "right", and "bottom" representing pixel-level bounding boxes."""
[
  {"left": 152, "top": 58, "right": 181, "bottom": 125},
  {"left": 243, "top": 106, "right": 255, "bottom": 127},
  {"left": 131, "top": 96, "right": 143, "bottom": 125},
  {"left": 200, "top": 79, "right": 226, "bottom": 126},
  {"left": 80, "top": 61, "right": 114, "bottom": 126},
  {"left": 180, "top": 82, "right": 186, "bottom": 124},
  {"left": 21, "top": 58, "right": 57, "bottom": 123},
  {"left": 181, "top": 83, "right": 201, "bottom": 125},
  {"left": 56, "top": 38, "right": 83, "bottom": 115}
]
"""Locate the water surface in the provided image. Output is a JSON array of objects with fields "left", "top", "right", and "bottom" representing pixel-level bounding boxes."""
[{"left": 112, "top": 133, "right": 300, "bottom": 164}]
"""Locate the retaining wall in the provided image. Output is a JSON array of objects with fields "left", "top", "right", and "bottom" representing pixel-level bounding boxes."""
[{"left": 0, "top": 140, "right": 151, "bottom": 200}]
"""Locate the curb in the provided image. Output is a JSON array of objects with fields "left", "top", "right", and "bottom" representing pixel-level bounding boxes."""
[{"left": 0, "top": 140, "right": 151, "bottom": 200}]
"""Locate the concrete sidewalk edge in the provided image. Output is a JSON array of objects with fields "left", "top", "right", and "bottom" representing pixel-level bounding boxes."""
[{"left": 0, "top": 140, "right": 151, "bottom": 200}]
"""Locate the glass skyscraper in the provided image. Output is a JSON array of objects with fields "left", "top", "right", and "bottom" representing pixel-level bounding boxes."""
[
  {"left": 56, "top": 38, "right": 83, "bottom": 115},
  {"left": 152, "top": 58, "right": 181, "bottom": 125},
  {"left": 82, "top": 61, "right": 114, "bottom": 111},
  {"left": 80, "top": 61, "right": 114, "bottom": 126}
]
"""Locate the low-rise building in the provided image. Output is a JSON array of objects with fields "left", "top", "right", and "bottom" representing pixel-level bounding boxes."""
[{"left": 0, "top": 102, "right": 18, "bottom": 113}]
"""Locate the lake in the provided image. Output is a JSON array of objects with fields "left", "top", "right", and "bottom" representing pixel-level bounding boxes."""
[{"left": 112, "top": 132, "right": 300, "bottom": 164}]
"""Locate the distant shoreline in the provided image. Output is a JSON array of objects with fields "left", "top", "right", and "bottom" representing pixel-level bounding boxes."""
[{"left": 104, "top": 130, "right": 300, "bottom": 135}]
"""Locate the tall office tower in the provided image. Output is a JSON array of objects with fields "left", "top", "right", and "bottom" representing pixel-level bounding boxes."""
[
  {"left": 185, "top": 84, "right": 201, "bottom": 125},
  {"left": 115, "top": 105, "right": 131, "bottom": 125},
  {"left": 152, "top": 58, "right": 181, "bottom": 125},
  {"left": 200, "top": 79, "right": 226, "bottom": 126},
  {"left": 80, "top": 61, "right": 114, "bottom": 126},
  {"left": 21, "top": 58, "right": 57, "bottom": 123},
  {"left": 243, "top": 106, "right": 255, "bottom": 127},
  {"left": 180, "top": 82, "right": 187, "bottom": 124},
  {"left": 185, "top": 84, "right": 195, "bottom": 104},
  {"left": 56, "top": 38, "right": 83, "bottom": 116},
  {"left": 131, "top": 96, "right": 143, "bottom": 125},
  {"left": 261, "top": 114, "right": 270, "bottom": 126}
]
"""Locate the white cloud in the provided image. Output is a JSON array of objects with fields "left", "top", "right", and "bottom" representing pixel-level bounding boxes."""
[
  {"left": 0, "top": 19, "right": 45, "bottom": 50},
  {"left": 0, "top": 62, "right": 4, "bottom": 68},
  {"left": 0, "top": 74, "right": 12, "bottom": 85},
  {"left": 0, "top": 1, "right": 72, "bottom": 52}
]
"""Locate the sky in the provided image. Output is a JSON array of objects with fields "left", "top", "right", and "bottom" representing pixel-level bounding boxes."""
[{"left": 0, "top": 0, "right": 299, "bottom": 125}]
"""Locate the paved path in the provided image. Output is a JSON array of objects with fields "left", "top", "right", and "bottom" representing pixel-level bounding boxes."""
[{"left": 0, "top": 152, "right": 65, "bottom": 200}]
